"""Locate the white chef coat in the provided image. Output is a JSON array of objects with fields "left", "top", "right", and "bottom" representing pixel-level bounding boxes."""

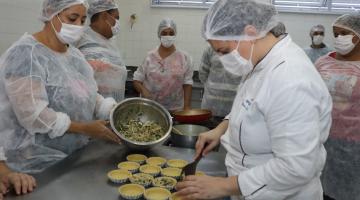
[{"left": 221, "top": 35, "right": 332, "bottom": 200}]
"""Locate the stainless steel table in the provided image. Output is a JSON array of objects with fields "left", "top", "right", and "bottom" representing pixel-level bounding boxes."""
[{"left": 7, "top": 140, "right": 227, "bottom": 200}]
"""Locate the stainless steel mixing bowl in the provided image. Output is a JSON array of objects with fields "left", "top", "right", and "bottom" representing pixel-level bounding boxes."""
[
  {"left": 110, "top": 98, "right": 172, "bottom": 150},
  {"left": 171, "top": 124, "right": 209, "bottom": 149}
]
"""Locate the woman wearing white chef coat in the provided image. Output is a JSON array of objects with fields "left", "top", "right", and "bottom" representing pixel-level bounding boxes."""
[{"left": 176, "top": 0, "right": 332, "bottom": 200}]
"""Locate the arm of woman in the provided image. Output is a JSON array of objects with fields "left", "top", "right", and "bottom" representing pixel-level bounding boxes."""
[
  {"left": 176, "top": 120, "right": 237, "bottom": 199},
  {"left": 183, "top": 53, "right": 194, "bottom": 110},
  {"left": 133, "top": 60, "right": 152, "bottom": 99},
  {"left": 2, "top": 46, "right": 70, "bottom": 139},
  {"left": 183, "top": 85, "right": 192, "bottom": 110},
  {"left": 3, "top": 47, "right": 120, "bottom": 141},
  {"left": 6, "top": 76, "right": 120, "bottom": 142},
  {"left": 133, "top": 80, "right": 152, "bottom": 99},
  {"left": 69, "top": 121, "right": 120, "bottom": 143},
  {"left": 5, "top": 75, "right": 71, "bottom": 139},
  {"left": 177, "top": 175, "right": 240, "bottom": 199}
]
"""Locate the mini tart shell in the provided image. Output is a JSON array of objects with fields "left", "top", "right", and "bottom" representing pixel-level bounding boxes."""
[
  {"left": 161, "top": 167, "right": 182, "bottom": 180},
  {"left": 127, "top": 154, "right": 148, "bottom": 164},
  {"left": 139, "top": 164, "right": 161, "bottom": 177},
  {"left": 118, "top": 161, "right": 141, "bottom": 173},
  {"left": 146, "top": 157, "right": 167, "bottom": 167},
  {"left": 170, "top": 193, "right": 184, "bottom": 200},
  {"left": 129, "top": 173, "right": 154, "bottom": 187},
  {"left": 144, "top": 187, "right": 171, "bottom": 200},
  {"left": 166, "top": 159, "right": 188, "bottom": 169},
  {"left": 118, "top": 184, "right": 145, "bottom": 200},
  {"left": 107, "top": 169, "right": 132, "bottom": 184},
  {"left": 152, "top": 176, "right": 177, "bottom": 190}
]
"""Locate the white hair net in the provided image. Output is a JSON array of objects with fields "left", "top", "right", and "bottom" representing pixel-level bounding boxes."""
[
  {"left": 310, "top": 24, "right": 325, "bottom": 36},
  {"left": 158, "top": 18, "right": 177, "bottom": 38},
  {"left": 202, "top": 0, "right": 279, "bottom": 41},
  {"left": 87, "top": 0, "right": 118, "bottom": 18},
  {"left": 333, "top": 14, "right": 360, "bottom": 38},
  {"left": 40, "top": 0, "right": 88, "bottom": 22}
]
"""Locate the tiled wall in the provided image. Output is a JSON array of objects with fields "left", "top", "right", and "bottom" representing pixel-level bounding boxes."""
[
  {"left": 115, "top": 0, "right": 209, "bottom": 69},
  {"left": 0, "top": 0, "right": 339, "bottom": 70},
  {"left": 0, "top": 0, "right": 43, "bottom": 54},
  {"left": 116, "top": 0, "right": 339, "bottom": 69}
]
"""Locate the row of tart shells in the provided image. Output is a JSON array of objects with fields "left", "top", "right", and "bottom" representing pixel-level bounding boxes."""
[
  {"left": 119, "top": 184, "right": 184, "bottom": 200},
  {"left": 127, "top": 154, "right": 188, "bottom": 169},
  {"left": 108, "top": 157, "right": 205, "bottom": 183},
  {"left": 117, "top": 154, "right": 187, "bottom": 179},
  {"left": 108, "top": 154, "right": 205, "bottom": 200}
]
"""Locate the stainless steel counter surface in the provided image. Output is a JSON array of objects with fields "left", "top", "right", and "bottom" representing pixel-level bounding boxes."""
[{"left": 7, "top": 140, "right": 227, "bottom": 200}]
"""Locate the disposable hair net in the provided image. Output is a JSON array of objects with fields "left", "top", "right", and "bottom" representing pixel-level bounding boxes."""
[
  {"left": 87, "top": 0, "right": 118, "bottom": 18},
  {"left": 40, "top": 0, "right": 88, "bottom": 22},
  {"left": 310, "top": 24, "right": 325, "bottom": 36},
  {"left": 158, "top": 18, "right": 177, "bottom": 38},
  {"left": 202, "top": 0, "right": 279, "bottom": 41},
  {"left": 333, "top": 14, "right": 360, "bottom": 38}
]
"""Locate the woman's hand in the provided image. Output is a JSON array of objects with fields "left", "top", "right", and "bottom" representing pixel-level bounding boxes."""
[
  {"left": 194, "top": 131, "right": 221, "bottom": 159},
  {"left": 1, "top": 172, "right": 36, "bottom": 196},
  {"left": 82, "top": 120, "right": 121, "bottom": 143},
  {"left": 141, "top": 89, "right": 152, "bottom": 99},
  {"left": 194, "top": 120, "right": 228, "bottom": 159},
  {"left": 176, "top": 175, "right": 240, "bottom": 200},
  {"left": 0, "top": 182, "right": 6, "bottom": 200}
]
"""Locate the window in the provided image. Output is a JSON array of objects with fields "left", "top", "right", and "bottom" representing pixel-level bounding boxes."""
[
  {"left": 273, "top": 0, "right": 360, "bottom": 14},
  {"left": 331, "top": 0, "right": 360, "bottom": 13},
  {"left": 151, "top": 0, "right": 360, "bottom": 14},
  {"left": 151, "top": 0, "right": 216, "bottom": 9}
]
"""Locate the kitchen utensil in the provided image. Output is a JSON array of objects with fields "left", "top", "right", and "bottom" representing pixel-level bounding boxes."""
[
  {"left": 172, "top": 126, "right": 185, "bottom": 135},
  {"left": 110, "top": 98, "right": 172, "bottom": 150},
  {"left": 181, "top": 154, "right": 202, "bottom": 176},
  {"left": 171, "top": 124, "right": 209, "bottom": 149}
]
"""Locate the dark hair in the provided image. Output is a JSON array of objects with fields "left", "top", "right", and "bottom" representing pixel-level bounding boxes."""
[
  {"left": 270, "top": 22, "right": 286, "bottom": 37},
  {"left": 90, "top": 9, "right": 117, "bottom": 23}
]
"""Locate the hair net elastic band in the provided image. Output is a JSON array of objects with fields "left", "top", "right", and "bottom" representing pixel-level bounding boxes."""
[
  {"left": 333, "top": 24, "right": 360, "bottom": 39},
  {"left": 91, "top": 6, "right": 118, "bottom": 15}
]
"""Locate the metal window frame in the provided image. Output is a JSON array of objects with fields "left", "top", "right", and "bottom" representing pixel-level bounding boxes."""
[
  {"left": 151, "top": 0, "right": 360, "bottom": 14},
  {"left": 151, "top": 0, "right": 215, "bottom": 9}
]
